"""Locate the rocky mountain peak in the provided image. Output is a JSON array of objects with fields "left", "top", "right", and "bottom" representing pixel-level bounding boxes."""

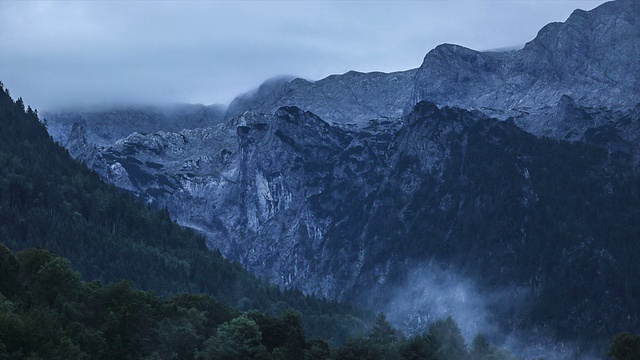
[
  {"left": 422, "top": 43, "right": 486, "bottom": 61},
  {"left": 225, "top": 1, "right": 638, "bottom": 131},
  {"left": 224, "top": 68, "right": 417, "bottom": 126},
  {"left": 522, "top": 0, "right": 640, "bottom": 87},
  {"left": 414, "top": 0, "right": 640, "bottom": 117}
]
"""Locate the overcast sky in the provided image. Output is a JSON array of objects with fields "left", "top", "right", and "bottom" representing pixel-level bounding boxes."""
[{"left": 0, "top": 0, "right": 607, "bottom": 111}]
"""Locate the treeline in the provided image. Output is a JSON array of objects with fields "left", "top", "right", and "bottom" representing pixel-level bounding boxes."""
[
  {"left": 0, "top": 82, "right": 370, "bottom": 344},
  {"left": 1, "top": 243, "right": 635, "bottom": 359},
  {"left": 0, "top": 243, "right": 524, "bottom": 359}
]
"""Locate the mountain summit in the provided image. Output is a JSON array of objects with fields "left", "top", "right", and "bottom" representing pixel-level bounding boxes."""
[
  {"left": 225, "top": 0, "right": 639, "bottom": 125},
  {"left": 414, "top": 0, "right": 640, "bottom": 116}
]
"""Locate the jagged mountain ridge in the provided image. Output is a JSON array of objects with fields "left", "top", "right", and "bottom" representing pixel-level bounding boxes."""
[
  {"left": 45, "top": 103, "right": 225, "bottom": 150},
  {"left": 413, "top": 0, "right": 640, "bottom": 117},
  {"left": 225, "top": 0, "right": 639, "bottom": 125}
]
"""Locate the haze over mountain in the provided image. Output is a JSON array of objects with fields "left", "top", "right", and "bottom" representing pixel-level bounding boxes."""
[
  {"left": 1, "top": 1, "right": 607, "bottom": 111},
  {"left": 40, "top": 0, "right": 640, "bottom": 358},
  {"left": 225, "top": 0, "right": 639, "bottom": 124}
]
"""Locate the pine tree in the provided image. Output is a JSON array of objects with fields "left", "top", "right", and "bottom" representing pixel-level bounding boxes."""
[
  {"left": 428, "top": 316, "right": 468, "bottom": 360},
  {"left": 368, "top": 312, "right": 398, "bottom": 345},
  {"left": 608, "top": 332, "right": 640, "bottom": 360}
]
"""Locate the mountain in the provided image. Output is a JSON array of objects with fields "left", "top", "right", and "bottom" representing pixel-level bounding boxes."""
[
  {"left": 44, "top": 100, "right": 640, "bottom": 355},
  {"left": 41, "top": 0, "right": 640, "bottom": 357},
  {"left": 413, "top": 0, "right": 640, "bottom": 117},
  {"left": 224, "top": 0, "right": 639, "bottom": 126},
  {"left": 225, "top": 70, "right": 417, "bottom": 127},
  {"left": 0, "top": 86, "right": 528, "bottom": 360},
  {"left": 45, "top": 103, "right": 225, "bottom": 158}
]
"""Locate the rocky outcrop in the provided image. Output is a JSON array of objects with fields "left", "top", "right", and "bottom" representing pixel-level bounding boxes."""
[
  {"left": 413, "top": 0, "right": 640, "bottom": 117},
  {"left": 225, "top": 70, "right": 417, "bottom": 127},
  {"left": 44, "top": 103, "right": 225, "bottom": 151}
]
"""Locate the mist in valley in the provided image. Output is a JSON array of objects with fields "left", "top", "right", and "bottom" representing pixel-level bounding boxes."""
[{"left": 378, "top": 262, "right": 602, "bottom": 359}]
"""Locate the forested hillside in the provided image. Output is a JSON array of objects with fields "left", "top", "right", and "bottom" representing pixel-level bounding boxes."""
[
  {"left": 0, "top": 243, "right": 527, "bottom": 359},
  {"left": 0, "top": 82, "right": 370, "bottom": 344}
]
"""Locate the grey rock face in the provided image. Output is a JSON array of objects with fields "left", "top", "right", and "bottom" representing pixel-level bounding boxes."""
[
  {"left": 44, "top": 103, "right": 225, "bottom": 151},
  {"left": 71, "top": 106, "right": 391, "bottom": 299},
  {"left": 228, "top": 0, "right": 639, "bottom": 131},
  {"left": 413, "top": 0, "right": 640, "bottom": 117},
  {"left": 226, "top": 70, "right": 417, "bottom": 127}
]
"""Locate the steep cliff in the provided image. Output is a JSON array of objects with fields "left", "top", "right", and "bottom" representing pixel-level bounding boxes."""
[{"left": 413, "top": 1, "right": 640, "bottom": 117}]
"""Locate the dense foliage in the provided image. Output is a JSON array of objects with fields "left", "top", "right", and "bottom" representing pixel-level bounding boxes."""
[
  {"left": 0, "top": 243, "right": 522, "bottom": 359},
  {"left": 457, "top": 118, "right": 640, "bottom": 341},
  {"left": 0, "top": 82, "right": 370, "bottom": 344},
  {"left": 607, "top": 331, "right": 640, "bottom": 360}
]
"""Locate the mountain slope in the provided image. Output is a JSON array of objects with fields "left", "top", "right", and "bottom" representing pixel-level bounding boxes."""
[
  {"left": 51, "top": 97, "right": 640, "bottom": 350},
  {"left": 0, "top": 83, "right": 372, "bottom": 344}
]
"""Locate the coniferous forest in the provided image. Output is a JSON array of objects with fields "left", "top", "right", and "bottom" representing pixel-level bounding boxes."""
[
  {"left": 1, "top": 242, "right": 523, "bottom": 359},
  {"left": 1, "top": 83, "right": 639, "bottom": 359}
]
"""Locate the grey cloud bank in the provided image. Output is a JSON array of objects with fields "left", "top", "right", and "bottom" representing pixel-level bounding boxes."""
[{"left": 0, "top": 0, "right": 606, "bottom": 111}]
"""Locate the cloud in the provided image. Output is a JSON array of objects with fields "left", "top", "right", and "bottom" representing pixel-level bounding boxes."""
[
  {"left": 379, "top": 262, "right": 600, "bottom": 359},
  {"left": 0, "top": 1, "right": 607, "bottom": 111},
  {"left": 382, "top": 262, "right": 527, "bottom": 341}
]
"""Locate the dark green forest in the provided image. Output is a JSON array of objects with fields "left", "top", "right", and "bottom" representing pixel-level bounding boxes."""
[
  {"left": 0, "top": 243, "right": 527, "bottom": 359},
  {"left": 2, "top": 243, "right": 638, "bottom": 359}
]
